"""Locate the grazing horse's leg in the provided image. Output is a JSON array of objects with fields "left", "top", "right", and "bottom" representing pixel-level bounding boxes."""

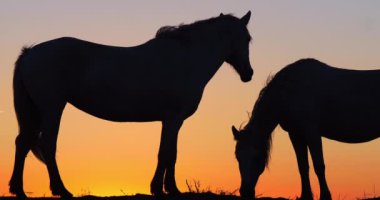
[
  {"left": 9, "top": 131, "right": 36, "bottom": 198},
  {"left": 151, "top": 119, "right": 183, "bottom": 196},
  {"left": 307, "top": 133, "right": 332, "bottom": 200},
  {"left": 289, "top": 133, "right": 313, "bottom": 200},
  {"left": 39, "top": 107, "right": 73, "bottom": 198}
]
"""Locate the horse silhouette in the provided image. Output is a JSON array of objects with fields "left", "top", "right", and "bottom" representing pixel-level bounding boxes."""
[
  {"left": 9, "top": 12, "right": 253, "bottom": 198},
  {"left": 232, "top": 59, "right": 380, "bottom": 200}
]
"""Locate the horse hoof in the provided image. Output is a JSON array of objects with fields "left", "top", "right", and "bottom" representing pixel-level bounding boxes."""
[
  {"left": 167, "top": 190, "right": 181, "bottom": 196},
  {"left": 165, "top": 186, "right": 181, "bottom": 196},
  {"left": 52, "top": 187, "right": 73, "bottom": 198},
  {"left": 11, "top": 192, "right": 27, "bottom": 199},
  {"left": 151, "top": 188, "right": 165, "bottom": 196},
  {"left": 9, "top": 185, "right": 27, "bottom": 199},
  {"left": 150, "top": 180, "right": 165, "bottom": 197},
  {"left": 297, "top": 195, "right": 313, "bottom": 200},
  {"left": 16, "top": 193, "right": 27, "bottom": 199},
  {"left": 320, "top": 194, "right": 332, "bottom": 200},
  {"left": 151, "top": 186, "right": 166, "bottom": 197},
  {"left": 54, "top": 192, "right": 73, "bottom": 198},
  {"left": 60, "top": 191, "right": 73, "bottom": 198}
]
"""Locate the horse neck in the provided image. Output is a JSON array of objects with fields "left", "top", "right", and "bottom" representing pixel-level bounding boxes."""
[
  {"left": 249, "top": 118, "right": 277, "bottom": 167},
  {"left": 187, "top": 27, "right": 230, "bottom": 85},
  {"left": 245, "top": 97, "right": 278, "bottom": 166},
  {"left": 248, "top": 115, "right": 277, "bottom": 144}
]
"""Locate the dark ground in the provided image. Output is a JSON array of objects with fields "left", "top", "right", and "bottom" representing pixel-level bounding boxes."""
[
  {"left": 0, "top": 193, "right": 288, "bottom": 200},
  {"left": 1, "top": 193, "right": 379, "bottom": 200}
]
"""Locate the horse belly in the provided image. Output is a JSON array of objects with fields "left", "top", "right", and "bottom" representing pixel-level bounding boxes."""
[
  {"left": 321, "top": 130, "right": 379, "bottom": 143},
  {"left": 68, "top": 91, "right": 201, "bottom": 122},
  {"left": 320, "top": 105, "right": 380, "bottom": 143}
]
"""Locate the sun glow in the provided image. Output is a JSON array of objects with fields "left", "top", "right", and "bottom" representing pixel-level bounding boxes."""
[{"left": 1, "top": 1, "right": 380, "bottom": 199}]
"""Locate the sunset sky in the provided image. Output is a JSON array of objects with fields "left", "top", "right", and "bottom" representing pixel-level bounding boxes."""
[{"left": 1, "top": 1, "right": 380, "bottom": 199}]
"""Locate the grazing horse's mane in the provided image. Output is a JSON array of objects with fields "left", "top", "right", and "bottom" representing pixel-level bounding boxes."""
[
  {"left": 242, "top": 74, "right": 276, "bottom": 167},
  {"left": 252, "top": 75, "right": 275, "bottom": 119},
  {"left": 155, "top": 14, "right": 242, "bottom": 40},
  {"left": 241, "top": 59, "right": 323, "bottom": 167}
]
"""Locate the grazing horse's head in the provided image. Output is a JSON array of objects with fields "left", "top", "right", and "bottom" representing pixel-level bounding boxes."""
[
  {"left": 224, "top": 11, "right": 253, "bottom": 82},
  {"left": 232, "top": 126, "right": 266, "bottom": 199}
]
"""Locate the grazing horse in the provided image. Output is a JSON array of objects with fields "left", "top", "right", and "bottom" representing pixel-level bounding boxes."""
[
  {"left": 9, "top": 11, "right": 253, "bottom": 198},
  {"left": 232, "top": 58, "right": 380, "bottom": 200}
]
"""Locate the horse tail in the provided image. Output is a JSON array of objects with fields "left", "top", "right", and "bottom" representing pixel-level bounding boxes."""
[{"left": 13, "top": 46, "right": 46, "bottom": 163}]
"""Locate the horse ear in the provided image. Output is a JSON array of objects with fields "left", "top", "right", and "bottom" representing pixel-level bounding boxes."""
[
  {"left": 241, "top": 10, "right": 251, "bottom": 26},
  {"left": 232, "top": 126, "right": 240, "bottom": 140},
  {"left": 220, "top": 13, "right": 224, "bottom": 17}
]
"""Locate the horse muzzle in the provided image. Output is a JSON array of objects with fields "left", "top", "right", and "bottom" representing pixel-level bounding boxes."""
[
  {"left": 241, "top": 68, "right": 253, "bottom": 82},
  {"left": 240, "top": 187, "right": 255, "bottom": 200},
  {"left": 240, "top": 174, "right": 258, "bottom": 199}
]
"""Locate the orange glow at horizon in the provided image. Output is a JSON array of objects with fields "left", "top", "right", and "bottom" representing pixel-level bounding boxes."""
[{"left": 1, "top": 1, "right": 380, "bottom": 199}]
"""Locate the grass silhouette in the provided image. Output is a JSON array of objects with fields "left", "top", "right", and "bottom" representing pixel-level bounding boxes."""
[
  {"left": 2, "top": 180, "right": 377, "bottom": 199},
  {"left": 1, "top": 193, "right": 378, "bottom": 199},
  {"left": 0, "top": 193, "right": 288, "bottom": 200}
]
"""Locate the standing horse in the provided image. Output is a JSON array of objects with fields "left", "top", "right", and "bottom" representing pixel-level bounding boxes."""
[
  {"left": 9, "top": 12, "right": 253, "bottom": 198},
  {"left": 232, "top": 58, "right": 380, "bottom": 200}
]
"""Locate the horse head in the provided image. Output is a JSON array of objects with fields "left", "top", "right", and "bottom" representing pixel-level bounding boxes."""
[
  {"left": 232, "top": 125, "right": 266, "bottom": 199},
  {"left": 225, "top": 11, "right": 253, "bottom": 82}
]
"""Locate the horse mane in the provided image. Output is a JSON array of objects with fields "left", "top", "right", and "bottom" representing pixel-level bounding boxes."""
[
  {"left": 155, "top": 14, "right": 238, "bottom": 41},
  {"left": 242, "top": 74, "right": 276, "bottom": 167},
  {"left": 243, "top": 59, "right": 319, "bottom": 167},
  {"left": 253, "top": 74, "right": 275, "bottom": 117}
]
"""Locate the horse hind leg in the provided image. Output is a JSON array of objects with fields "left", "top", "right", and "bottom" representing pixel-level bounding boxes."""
[
  {"left": 9, "top": 129, "right": 39, "bottom": 198},
  {"left": 38, "top": 106, "right": 73, "bottom": 198},
  {"left": 9, "top": 75, "right": 40, "bottom": 198}
]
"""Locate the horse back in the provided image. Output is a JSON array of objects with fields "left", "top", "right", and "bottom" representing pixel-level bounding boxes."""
[
  {"left": 16, "top": 37, "right": 204, "bottom": 121},
  {"left": 273, "top": 59, "right": 380, "bottom": 142}
]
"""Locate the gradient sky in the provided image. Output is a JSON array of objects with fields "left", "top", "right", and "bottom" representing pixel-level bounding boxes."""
[{"left": 1, "top": 1, "right": 380, "bottom": 199}]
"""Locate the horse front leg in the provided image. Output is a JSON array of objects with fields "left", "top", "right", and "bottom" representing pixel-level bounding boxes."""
[
  {"left": 289, "top": 133, "right": 313, "bottom": 200},
  {"left": 151, "top": 119, "right": 183, "bottom": 196}
]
